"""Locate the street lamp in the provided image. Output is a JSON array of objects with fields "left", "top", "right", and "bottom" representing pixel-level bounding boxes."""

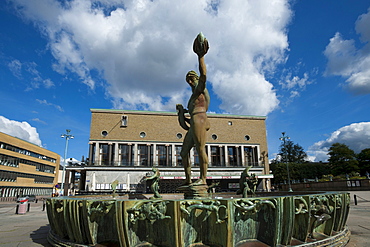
[
  {"left": 61, "top": 129, "right": 74, "bottom": 196},
  {"left": 279, "top": 132, "right": 293, "bottom": 192}
]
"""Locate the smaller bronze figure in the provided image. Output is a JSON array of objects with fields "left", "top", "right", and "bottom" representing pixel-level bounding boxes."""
[
  {"left": 237, "top": 166, "right": 258, "bottom": 198},
  {"left": 234, "top": 199, "right": 276, "bottom": 215},
  {"left": 144, "top": 167, "right": 162, "bottom": 199},
  {"left": 308, "top": 196, "right": 334, "bottom": 239},
  {"left": 180, "top": 200, "right": 227, "bottom": 224},
  {"left": 111, "top": 179, "right": 119, "bottom": 198},
  {"left": 127, "top": 201, "right": 171, "bottom": 224}
]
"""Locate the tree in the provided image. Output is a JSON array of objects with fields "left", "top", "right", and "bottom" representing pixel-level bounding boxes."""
[
  {"left": 328, "top": 143, "right": 359, "bottom": 176},
  {"left": 274, "top": 140, "right": 307, "bottom": 164},
  {"left": 270, "top": 162, "right": 330, "bottom": 184},
  {"left": 357, "top": 148, "right": 370, "bottom": 176},
  {"left": 270, "top": 139, "right": 308, "bottom": 184}
]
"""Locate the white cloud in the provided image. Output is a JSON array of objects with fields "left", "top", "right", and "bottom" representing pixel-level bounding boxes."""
[
  {"left": 7, "top": 59, "right": 55, "bottom": 90},
  {"left": 10, "top": 0, "right": 292, "bottom": 116},
  {"left": 8, "top": 59, "right": 22, "bottom": 79},
  {"left": 308, "top": 122, "right": 370, "bottom": 162},
  {"left": 43, "top": 78, "right": 54, "bottom": 88},
  {"left": 282, "top": 72, "right": 311, "bottom": 90},
  {"left": 36, "top": 99, "right": 64, "bottom": 112},
  {"left": 0, "top": 116, "right": 42, "bottom": 146},
  {"left": 25, "top": 62, "right": 55, "bottom": 89},
  {"left": 279, "top": 71, "right": 313, "bottom": 100},
  {"left": 324, "top": 8, "right": 370, "bottom": 95},
  {"left": 31, "top": 118, "right": 47, "bottom": 125},
  {"left": 60, "top": 157, "right": 80, "bottom": 167}
]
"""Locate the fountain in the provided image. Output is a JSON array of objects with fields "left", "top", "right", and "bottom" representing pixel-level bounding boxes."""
[
  {"left": 46, "top": 191, "right": 350, "bottom": 246},
  {"left": 46, "top": 33, "right": 350, "bottom": 247}
]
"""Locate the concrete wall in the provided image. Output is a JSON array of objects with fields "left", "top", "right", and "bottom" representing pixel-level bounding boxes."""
[{"left": 280, "top": 179, "right": 370, "bottom": 191}]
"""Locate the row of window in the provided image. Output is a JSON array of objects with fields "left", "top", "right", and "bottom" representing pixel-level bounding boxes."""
[
  {"left": 0, "top": 154, "right": 55, "bottom": 174},
  {"left": 0, "top": 187, "right": 52, "bottom": 198},
  {"left": 0, "top": 170, "right": 54, "bottom": 184},
  {"left": 102, "top": 131, "right": 251, "bottom": 141},
  {"left": 89, "top": 143, "right": 260, "bottom": 167},
  {"left": 0, "top": 142, "right": 56, "bottom": 163}
]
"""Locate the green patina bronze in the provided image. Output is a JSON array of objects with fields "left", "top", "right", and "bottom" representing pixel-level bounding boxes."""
[
  {"left": 236, "top": 166, "right": 259, "bottom": 198},
  {"left": 143, "top": 167, "right": 162, "bottom": 199},
  {"left": 177, "top": 32, "right": 210, "bottom": 189},
  {"left": 46, "top": 191, "right": 350, "bottom": 246}
]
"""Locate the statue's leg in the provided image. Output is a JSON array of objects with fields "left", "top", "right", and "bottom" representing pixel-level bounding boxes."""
[
  {"left": 181, "top": 131, "right": 194, "bottom": 185},
  {"left": 192, "top": 114, "right": 208, "bottom": 185}
]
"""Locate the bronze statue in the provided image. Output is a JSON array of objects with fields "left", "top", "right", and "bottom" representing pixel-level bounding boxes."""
[
  {"left": 111, "top": 179, "right": 119, "bottom": 198},
  {"left": 236, "top": 166, "right": 258, "bottom": 198},
  {"left": 177, "top": 32, "right": 210, "bottom": 186},
  {"left": 144, "top": 167, "right": 162, "bottom": 199}
]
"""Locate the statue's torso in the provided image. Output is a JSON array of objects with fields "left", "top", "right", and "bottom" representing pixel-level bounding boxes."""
[{"left": 188, "top": 88, "right": 210, "bottom": 115}]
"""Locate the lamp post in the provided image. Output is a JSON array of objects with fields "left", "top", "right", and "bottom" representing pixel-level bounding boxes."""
[
  {"left": 61, "top": 129, "right": 74, "bottom": 196},
  {"left": 279, "top": 132, "right": 293, "bottom": 192}
]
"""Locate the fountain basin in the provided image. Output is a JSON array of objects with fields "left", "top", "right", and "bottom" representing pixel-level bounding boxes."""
[{"left": 46, "top": 191, "right": 350, "bottom": 247}]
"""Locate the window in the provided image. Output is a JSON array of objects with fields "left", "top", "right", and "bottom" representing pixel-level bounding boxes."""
[
  {"left": 140, "top": 132, "right": 146, "bottom": 138},
  {"left": 0, "top": 153, "right": 55, "bottom": 172},
  {"left": 100, "top": 144, "right": 109, "bottom": 165},
  {"left": 244, "top": 146, "right": 259, "bottom": 166},
  {"left": 193, "top": 148, "right": 199, "bottom": 167},
  {"left": 175, "top": 145, "right": 182, "bottom": 166},
  {"left": 119, "top": 144, "right": 133, "bottom": 166},
  {"left": 0, "top": 142, "right": 56, "bottom": 163},
  {"left": 0, "top": 170, "right": 54, "bottom": 183},
  {"left": 210, "top": 146, "right": 224, "bottom": 166},
  {"left": 121, "top": 115, "right": 128, "bottom": 127},
  {"left": 156, "top": 145, "right": 172, "bottom": 166},
  {"left": 138, "top": 144, "right": 152, "bottom": 166},
  {"left": 227, "top": 146, "right": 242, "bottom": 166}
]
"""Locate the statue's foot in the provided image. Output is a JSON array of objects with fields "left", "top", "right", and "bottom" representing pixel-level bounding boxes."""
[
  {"left": 180, "top": 181, "right": 192, "bottom": 187},
  {"left": 192, "top": 179, "right": 207, "bottom": 185},
  {"left": 150, "top": 196, "right": 162, "bottom": 200}
]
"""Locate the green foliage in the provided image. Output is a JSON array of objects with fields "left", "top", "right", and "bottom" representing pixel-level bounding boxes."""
[
  {"left": 350, "top": 176, "right": 366, "bottom": 180},
  {"left": 279, "top": 140, "right": 307, "bottom": 163},
  {"left": 333, "top": 174, "right": 346, "bottom": 181},
  {"left": 328, "top": 143, "right": 359, "bottom": 176},
  {"left": 357, "top": 148, "right": 370, "bottom": 176},
  {"left": 270, "top": 138, "right": 329, "bottom": 184},
  {"left": 319, "top": 174, "right": 334, "bottom": 182},
  {"left": 270, "top": 162, "right": 330, "bottom": 184}
]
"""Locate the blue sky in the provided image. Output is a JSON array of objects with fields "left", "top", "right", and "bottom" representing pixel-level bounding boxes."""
[{"left": 1, "top": 0, "right": 370, "bottom": 164}]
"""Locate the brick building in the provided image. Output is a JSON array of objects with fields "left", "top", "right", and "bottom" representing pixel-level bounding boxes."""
[
  {"left": 0, "top": 132, "right": 60, "bottom": 201},
  {"left": 67, "top": 109, "right": 272, "bottom": 194}
]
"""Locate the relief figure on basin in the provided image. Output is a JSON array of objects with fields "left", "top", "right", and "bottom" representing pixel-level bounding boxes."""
[{"left": 177, "top": 32, "right": 210, "bottom": 186}]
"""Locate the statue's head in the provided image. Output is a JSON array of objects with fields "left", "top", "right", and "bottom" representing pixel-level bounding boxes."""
[{"left": 186, "top": 70, "right": 199, "bottom": 87}]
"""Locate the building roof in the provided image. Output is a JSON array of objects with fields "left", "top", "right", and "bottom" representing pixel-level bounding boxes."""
[{"left": 90, "top": 108, "right": 266, "bottom": 120}]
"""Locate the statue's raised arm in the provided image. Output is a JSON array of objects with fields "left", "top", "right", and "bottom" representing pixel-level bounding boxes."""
[{"left": 193, "top": 33, "right": 209, "bottom": 93}]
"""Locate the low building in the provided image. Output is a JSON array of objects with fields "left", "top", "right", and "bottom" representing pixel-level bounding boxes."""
[
  {"left": 67, "top": 109, "right": 272, "bottom": 194},
  {"left": 0, "top": 132, "right": 60, "bottom": 201}
]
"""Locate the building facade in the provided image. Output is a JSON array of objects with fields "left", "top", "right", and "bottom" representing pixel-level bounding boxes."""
[
  {"left": 0, "top": 132, "right": 60, "bottom": 201},
  {"left": 68, "top": 109, "right": 272, "bottom": 194}
]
